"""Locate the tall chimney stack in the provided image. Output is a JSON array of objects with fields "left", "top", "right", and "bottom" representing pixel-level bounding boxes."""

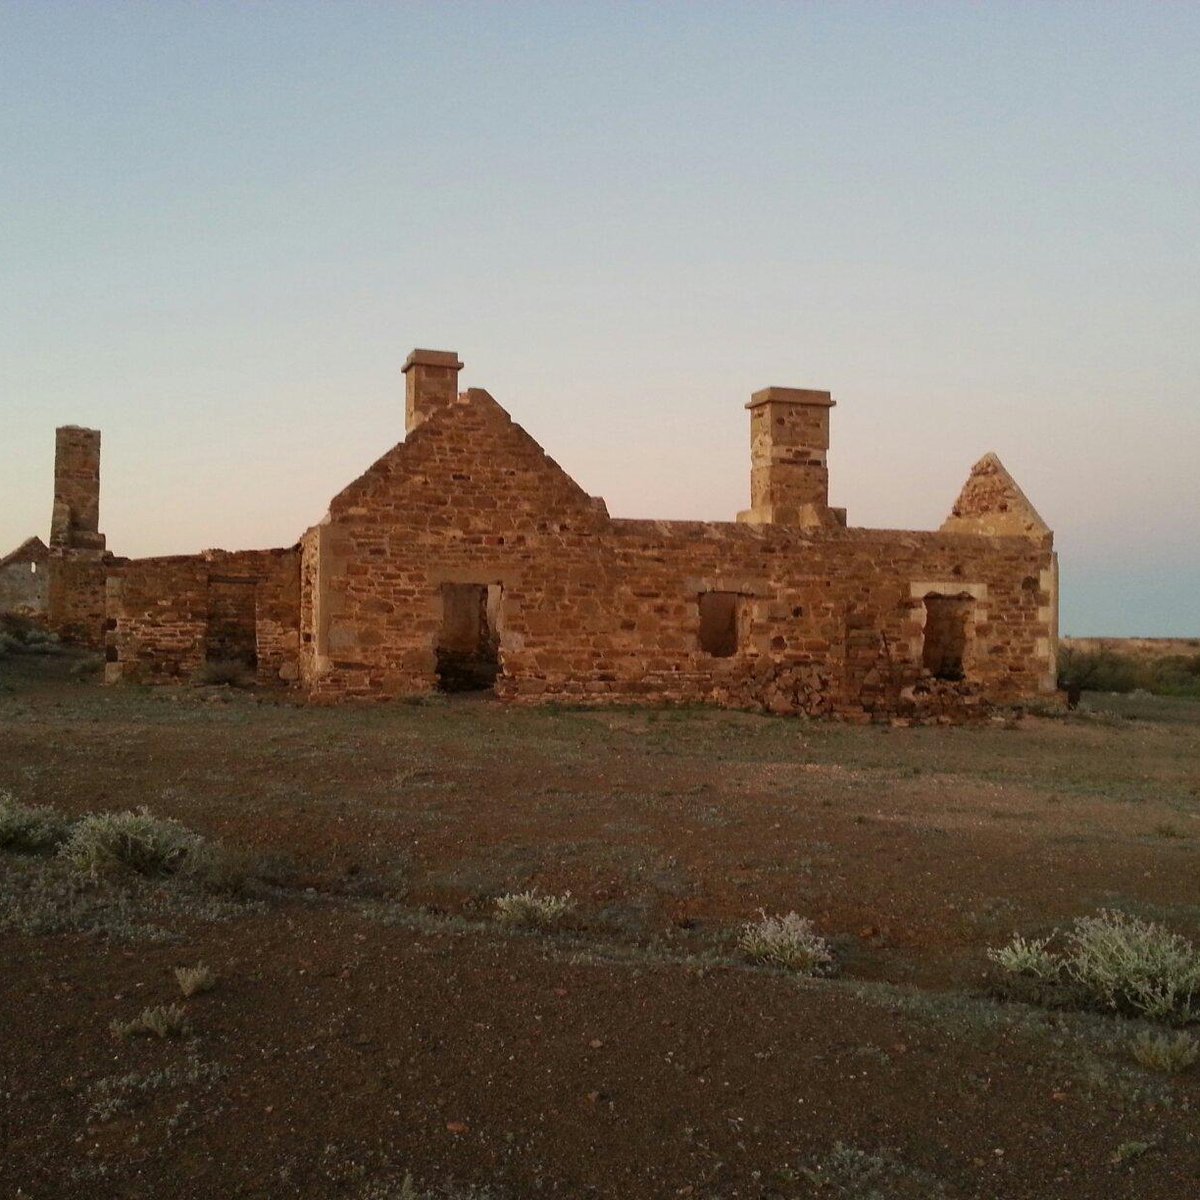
[
  {"left": 737, "top": 387, "right": 839, "bottom": 528},
  {"left": 49, "top": 425, "right": 106, "bottom": 553},
  {"left": 403, "top": 349, "right": 464, "bottom": 434}
]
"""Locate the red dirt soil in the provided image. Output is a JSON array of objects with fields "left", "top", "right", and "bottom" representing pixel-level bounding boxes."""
[{"left": 2, "top": 657, "right": 1199, "bottom": 1198}]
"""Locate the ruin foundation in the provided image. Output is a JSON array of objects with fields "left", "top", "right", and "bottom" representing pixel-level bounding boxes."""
[{"left": 6, "top": 348, "right": 1059, "bottom": 722}]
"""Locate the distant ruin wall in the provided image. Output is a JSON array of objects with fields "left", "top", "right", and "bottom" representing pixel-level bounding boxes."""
[
  {"left": 0, "top": 540, "right": 49, "bottom": 617},
  {"left": 106, "top": 549, "right": 300, "bottom": 685}
]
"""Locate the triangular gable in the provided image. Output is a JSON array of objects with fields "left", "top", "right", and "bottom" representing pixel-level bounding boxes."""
[
  {"left": 0, "top": 536, "right": 49, "bottom": 570},
  {"left": 327, "top": 388, "right": 607, "bottom": 528},
  {"left": 940, "top": 453, "right": 1051, "bottom": 543}
]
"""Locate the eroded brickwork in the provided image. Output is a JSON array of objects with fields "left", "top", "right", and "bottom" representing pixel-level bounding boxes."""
[
  {"left": 50, "top": 427, "right": 105, "bottom": 553},
  {"left": 38, "top": 347, "right": 1057, "bottom": 720},
  {"left": 105, "top": 549, "right": 300, "bottom": 684},
  {"left": 296, "top": 365, "right": 1057, "bottom": 719},
  {"left": 0, "top": 537, "right": 49, "bottom": 617}
]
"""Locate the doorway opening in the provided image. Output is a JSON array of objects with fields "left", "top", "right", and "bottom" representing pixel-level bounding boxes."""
[
  {"left": 436, "top": 583, "right": 502, "bottom": 692},
  {"left": 921, "top": 593, "right": 973, "bottom": 681},
  {"left": 206, "top": 577, "right": 258, "bottom": 669}
]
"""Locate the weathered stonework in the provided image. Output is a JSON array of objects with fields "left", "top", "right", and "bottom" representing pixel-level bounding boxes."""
[
  {"left": 103, "top": 549, "right": 300, "bottom": 685},
  {"left": 0, "top": 537, "right": 49, "bottom": 618},
  {"left": 22, "top": 348, "right": 1058, "bottom": 719}
]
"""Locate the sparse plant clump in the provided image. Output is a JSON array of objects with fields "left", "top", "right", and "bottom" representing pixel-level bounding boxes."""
[
  {"left": 59, "top": 808, "right": 204, "bottom": 878},
  {"left": 174, "top": 964, "right": 217, "bottom": 997},
  {"left": 989, "top": 909, "right": 1200, "bottom": 1025},
  {"left": 0, "top": 616, "right": 62, "bottom": 658},
  {"left": 1131, "top": 1030, "right": 1199, "bottom": 1073},
  {"left": 493, "top": 889, "right": 576, "bottom": 930},
  {"left": 738, "top": 910, "right": 834, "bottom": 975},
  {"left": 87, "top": 1056, "right": 228, "bottom": 1123},
  {"left": 988, "top": 933, "right": 1058, "bottom": 979},
  {"left": 110, "top": 1002, "right": 190, "bottom": 1040},
  {"left": 0, "top": 854, "right": 259, "bottom": 942},
  {"left": 800, "top": 1142, "right": 947, "bottom": 1197},
  {"left": 358, "top": 1175, "right": 499, "bottom": 1200},
  {"left": 195, "top": 658, "right": 255, "bottom": 688},
  {"left": 0, "top": 791, "right": 76, "bottom": 853}
]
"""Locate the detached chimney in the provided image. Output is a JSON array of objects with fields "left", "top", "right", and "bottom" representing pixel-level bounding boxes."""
[
  {"left": 49, "top": 425, "right": 106, "bottom": 554},
  {"left": 403, "top": 349, "right": 464, "bottom": 433},
  {"left": 737, "top": 386, "right": 840, "bottom": 528}
]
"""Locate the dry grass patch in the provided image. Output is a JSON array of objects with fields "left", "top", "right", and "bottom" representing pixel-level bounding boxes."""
[
  {"left": 175, "top": 964, "right": 217, "bottom": 997},
  {"left": 493, "top": 889, "right": 576, "bottom": 931},
  {"left": 0, "top": 791, "right": 75, "bottom": 853},
  {"left": 1131, "top": 1030, "right": 1199, "bottom": 1073},
  {"left": 110, "top": 1003, "right": 191, "bottom": 1040},
  {"left": 989, "top": 909, "right": 1200, "bottom": 1024},
  {"left": 738, "top": 910, "right": 834, "bottom": 975}
]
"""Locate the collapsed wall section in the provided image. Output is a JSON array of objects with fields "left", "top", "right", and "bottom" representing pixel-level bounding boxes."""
[{"left": 105, "top": 548, "right": 300, "bottom": 685}]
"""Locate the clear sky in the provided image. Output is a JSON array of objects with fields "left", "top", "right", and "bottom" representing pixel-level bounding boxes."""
[{"left": 2, "top": 3, "right": 1197, "bottom": 635}]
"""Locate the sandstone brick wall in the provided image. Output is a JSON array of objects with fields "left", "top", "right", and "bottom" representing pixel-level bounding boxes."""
[
  {"left": 45, "top": 352, "right": 1056, "bottom": 720},
  {"left": 43, "top": 426, "right": 113, "bottom": 647},
  {"left": 106, "top": 549, "right": 300, "bottom": 684},
  {"left": 50, "top": 426, "right": 105, "bottom": 553},
  {"left": 0, "top": 537, "right": 49, "bottom": 617},
  {"left": 47, "top": 556, "right": 114, "bottom": 648},
  {"left": 298, "top": 386, "right": 1055, "bottom": 719}
]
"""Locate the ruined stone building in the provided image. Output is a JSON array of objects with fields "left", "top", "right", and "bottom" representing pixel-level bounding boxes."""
[{"left": 4, "top": 350, "right": 1059, "bottom": 720}]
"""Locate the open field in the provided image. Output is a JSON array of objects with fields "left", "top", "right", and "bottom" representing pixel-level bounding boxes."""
[{"left": 2, "top": 654, "right": 1199, "bottom": 1199}]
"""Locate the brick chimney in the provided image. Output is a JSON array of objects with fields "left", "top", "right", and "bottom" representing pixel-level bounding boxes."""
[
  {"left": 403, "top": 349, "right": 464, "bottom": 433},
  {"left": 737, "top": 386, "right": 841, "bottom": 528},
  {"left": 49, "top": 425, "right": 106, "bottom": 554}
]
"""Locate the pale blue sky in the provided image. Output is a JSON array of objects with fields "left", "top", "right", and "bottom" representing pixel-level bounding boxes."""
[{"left": 2, "top": 3, "right": 1197, "bottom": 634}]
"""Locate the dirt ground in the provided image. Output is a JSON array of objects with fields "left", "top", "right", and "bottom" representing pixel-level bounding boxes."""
[{"left": 2, "top": 654, "right": 1199, "bottom": 1198}]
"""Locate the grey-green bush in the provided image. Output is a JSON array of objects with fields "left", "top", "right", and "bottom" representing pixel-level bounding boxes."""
[
  {"left": 58, "top": 808, "right": 205, "bottom": 878},
  {"left": 0, "top": 792, "right": 75, "bottom": 853},
  {"left": 989, "top": 909, "right": 1200, "bottom": 1025}
]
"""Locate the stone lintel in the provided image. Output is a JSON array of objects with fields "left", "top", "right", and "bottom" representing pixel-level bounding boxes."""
[
  {"left": 402, "top": 349, "right": 464, "bottom": 374},
  {"left": 746, "top": 386, "right": 834, "bottom": 410}
]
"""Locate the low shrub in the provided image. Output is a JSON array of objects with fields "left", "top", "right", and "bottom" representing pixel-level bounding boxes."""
[
  {"left": 1058, "top": 645, "right": 1200, "bottom": 699},
  {"left": 177, "top": 841, "right": 257, "bottom": 895},
  {"left": 59, "top": 808, "right": 204, "bottom": 878},
  {"left": 0, "top": 615, "right": 61, "bottom": 657},
  {"left": 110, "top": 1003, "right": 190, "bottom": 1040},
  {"left": 800, "top": 1142, "right": 947, "bottom": 1197},
  {"left": 1131, "top": 1030, "right": 1199, "bottom": 1073},
  {"left": 0, "top": 792, "right": 76, "bottom": 853},
  {"left": 493, "top": 889, "right": 576, "bottom": 930},
  {"left": 175, "top": 964, "right": 217, "bottom": 997},
  {"left": 738, "top": 910, "right": 834, "bottom": 975},
  {"left": 989, "top": 909, "right": 1200, "bottom": 1025},
  {"left": 987, "top": 933, "right": 1058, "bottom": 979}
]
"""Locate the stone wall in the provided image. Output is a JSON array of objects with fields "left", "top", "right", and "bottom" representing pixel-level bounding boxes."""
[
  {"left": 50, "top": 426, "right": 105, "bottom": 553},
  {"left": 106, "top": 548, "right": 300, "bottom": 685},
  {"left": 42, "top": 350, "right": 1056, "bottom": 720},
  {"left": 47, "top": 556, "right": 113, "bottom": 648},
  {"left": 0, "top": 537, "right": 49, "bottom": 617},
  {"left": 298, "top": 385, "right": 1055, "bottom": 719}
]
